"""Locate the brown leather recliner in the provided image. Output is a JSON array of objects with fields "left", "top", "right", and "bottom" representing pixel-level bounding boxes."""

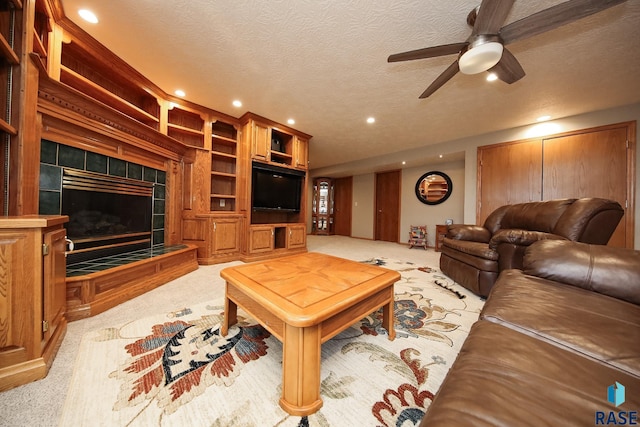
[{"left": 439, "top": 198, "right": 624, "bottom": 297}]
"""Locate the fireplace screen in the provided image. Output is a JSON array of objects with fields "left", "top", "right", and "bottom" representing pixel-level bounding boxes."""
[{"left": 62, "top": 169, "right": 154, "bottom": 263}]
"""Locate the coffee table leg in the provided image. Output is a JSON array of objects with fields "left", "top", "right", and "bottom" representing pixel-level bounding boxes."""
[
  {"left": 221, "top": 290, "right": 237, "bottom": 337},
  {"left": 383, "top": 293, "right": 395, "bottom": 341},
  {"left": 279, "top": 323, "right": 323, "bottom": 416}
]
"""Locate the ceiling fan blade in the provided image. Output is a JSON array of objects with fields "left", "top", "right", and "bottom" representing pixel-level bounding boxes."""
[
  {"left": 472, "top": 0, "right": 515, "bottom": 35},
  {"left": 500, "top": 0, "right": 627, "bottom": 45},
  {"left": 419, "top": 61, "right": 460, "bottom": 98},
  {"left": 388, "top": 42, "right": 467, "bottom": 63},
  {"left": 488, "top": 48, "right": 525, "bottom": 84}
]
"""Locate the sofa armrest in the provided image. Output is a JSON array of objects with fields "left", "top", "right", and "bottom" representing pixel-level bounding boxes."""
[
  {"left": 488, "top": 229, "right": 567, "bottom": 250},
  {"left": 523, "top": 240, "right": 640, "bottom": 305},
  {"left": 447, "top": 225, "right": 491, "bottom": 243}
]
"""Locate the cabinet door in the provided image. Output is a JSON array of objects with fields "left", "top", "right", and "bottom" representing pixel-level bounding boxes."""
[
  {"left": 42, "top": 228, "right": 67, "bottom": 343},
  {"left": 249, "top": 226, "right": 274, "bottom": 253},
  {"left": 294, "top": 137, "right": 308, "bottom": 170},
  {"left": 251, "top": 121, "right": 270, "bottom": 161},
  {"left": 287, "top": 224, "right": 306, "bottom": 249},
  {"left": 212, "top": 219, "right": 240, "bottom": 254}
]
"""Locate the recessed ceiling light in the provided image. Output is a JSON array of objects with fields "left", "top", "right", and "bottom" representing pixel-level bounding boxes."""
[
  {"left": 287, "top": 119, "right": 295, "bottom": 125},
  {"left": 486, "top": 73, "right": 498, "bottom": 82},
  {"left": 232, "top": 100, "right": 242, "bottom": 107},
  {"left": 402, "top": 161, "right": 406, "bottom": 165},
  {"left": 78, "top": 9, "right": 98, "bottom": 24},
  {"left": 537, "top": 115, "right": 551, "bottom": 122},
  {"left": 174, "top": 89, "right": 186, "bottom": 97},
  {"left": 367, "top": 117, "right": 375, "bottom": 124},
  {"left": 439, "top": 154, "right": 443, "bottom": 158}
]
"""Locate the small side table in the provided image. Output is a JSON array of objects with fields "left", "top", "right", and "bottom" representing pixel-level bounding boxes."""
[{"left": 435, "top": 224, "right": 448, "bottom": 252}]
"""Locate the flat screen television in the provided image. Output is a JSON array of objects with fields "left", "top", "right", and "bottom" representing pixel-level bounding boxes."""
[{"left": 252, "top": 163, "right": 304, "bottom": 212}]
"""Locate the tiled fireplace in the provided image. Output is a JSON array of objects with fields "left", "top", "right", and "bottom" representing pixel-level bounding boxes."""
[{"left": 38, "top": 140, "right": 167, "bottom": 265}]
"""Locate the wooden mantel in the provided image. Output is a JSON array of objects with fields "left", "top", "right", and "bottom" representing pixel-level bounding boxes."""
[{"left": 37, "top": 76, "right": 195, "bottom": 167}]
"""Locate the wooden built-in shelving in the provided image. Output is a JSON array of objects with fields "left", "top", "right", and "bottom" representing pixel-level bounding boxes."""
[{"left": 210, "top": 120, "right": 238, "bottom": 212}]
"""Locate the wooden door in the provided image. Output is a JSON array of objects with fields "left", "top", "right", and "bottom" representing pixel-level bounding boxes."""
[
  {"left": 477, "top": 140, "right": 542, "bottom": 224},
  {"left": 542, "top": 125, "right": 633, "bottom": 247},
  {"left": 375, "top": 170, "right": 400, "bottom": 242},
  {"left": 333, "top": 176, "right": 352, "bottom": 236},
  {"left": 43, "top": 227, "right": 67, "bottom": 343}
]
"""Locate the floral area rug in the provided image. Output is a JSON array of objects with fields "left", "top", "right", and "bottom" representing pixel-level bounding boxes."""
[{"left": 59, "top": 258, "right": 484, "bottom": 427}]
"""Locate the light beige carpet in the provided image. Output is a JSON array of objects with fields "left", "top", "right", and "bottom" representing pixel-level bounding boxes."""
[
  {"left": 59, "top": 253, "right": 483, "bottom": 426},
  {"left": 0, "top": 236, "right": 484, "bottom": 427}
]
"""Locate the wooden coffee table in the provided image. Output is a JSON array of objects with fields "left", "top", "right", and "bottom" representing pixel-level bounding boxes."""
[{"left": 220, "top": 252, "right": 400, "bottom": 416}]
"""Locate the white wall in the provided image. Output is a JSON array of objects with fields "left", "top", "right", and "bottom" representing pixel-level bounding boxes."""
[
  {"left": 401, "top": 161, "right": 465, "bottom": 247},
  {"left": 351, "top": 174, "right": 375, "bottom": 239},
  {"left": 311, "top": 102, "right": 640, "bottom": 249}
]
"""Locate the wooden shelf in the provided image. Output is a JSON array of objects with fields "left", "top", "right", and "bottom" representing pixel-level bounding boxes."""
[
  {"left": 212, "top": 133, "right": 237, "bottom": 144},
  {"left": 211, "top": 171, "right": 236, "bottom": 178},
  {"left": 60, "top": 66, "right": 160, "bottom": 124},
  {"left": 0, "top": 35, "right": 20, "bottom": 65},
  {"left": 0, "top": 118, "right": 17, "bottom": 135},
  {"left": 32, "top": 28, "right": 47, "bottom": 61},
  {"left": 212, "top": 151, "right": 236, "bottom": 159},
  {"left": 211, "top": 193, "right": 237, "bottom": 199},
  {"left": 167, "top": 122, "right": 204, "bottom": 136}
]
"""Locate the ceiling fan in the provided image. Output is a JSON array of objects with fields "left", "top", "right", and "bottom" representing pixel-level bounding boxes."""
[{"left": 388, "top": 0, "right": 627, "bottom": 98}]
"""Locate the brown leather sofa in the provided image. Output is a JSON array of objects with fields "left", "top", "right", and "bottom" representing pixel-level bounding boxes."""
[
  {"left": 440, "top": 198, "right": 624, "bottom": 297},
  {"left": 420, "top": 240, "right": 640, "bottom": 426}
]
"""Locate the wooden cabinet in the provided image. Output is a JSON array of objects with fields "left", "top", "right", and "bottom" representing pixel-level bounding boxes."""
[
  {"left": 249, "top": 224, "right": 307, "bottom": 255},
  {"left": 435, "top": 224, "right": 447, "bottom": 252},
  {"left": 293, "top": 136, "right": 308, "bottom": 170},
  {"left": 251, "top": 120, "right": 270, "bottom": 162},
  {"left": 182, "top": 215, "right": 241, "bottom": 264},
  {"left": 312, "top": 178, "right": 334, "bottom": 235},
  {"left": 0, "top": 215, "right": 68, "bottom": 392}
]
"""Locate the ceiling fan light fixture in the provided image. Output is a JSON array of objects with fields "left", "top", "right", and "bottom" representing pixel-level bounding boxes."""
[{"left": 459, "top": 41, "right": 503, "bottom": 75}]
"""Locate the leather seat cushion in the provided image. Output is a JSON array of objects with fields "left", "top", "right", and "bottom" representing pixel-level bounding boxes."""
[
  {"left": 482, "top": 270, "right": 640, "bottom": 377},
  {"left": 441, "top": 238, "right": 498, "bottom": 261},
  {"left": 420, "top": 321, "right": 640, "bottom": 427}
]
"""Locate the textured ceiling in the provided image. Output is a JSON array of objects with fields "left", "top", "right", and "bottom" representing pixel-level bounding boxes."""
[{"left": 58, "top": 0, "right": 640, "bottom": 174}]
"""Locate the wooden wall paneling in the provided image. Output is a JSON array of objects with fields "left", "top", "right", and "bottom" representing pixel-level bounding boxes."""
[
  {"left": 542, "top": 122, "right": 634, "bottom": 247},
  {"left": 477, "top": 139, "right": 543, "bottom": 224}
]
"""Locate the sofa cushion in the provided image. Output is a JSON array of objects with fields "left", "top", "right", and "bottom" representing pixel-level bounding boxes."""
[
  {"left": 482, "top": 269, "right": 640, "bottom": 377},
  {"left": 420, "top": 321, "right": 640, "bottom": 427},
  {"left": 524, "top": 240, "right": 640, "bottom": 305}
]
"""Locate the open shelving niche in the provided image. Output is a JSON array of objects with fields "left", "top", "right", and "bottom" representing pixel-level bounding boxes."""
[
  {"left": 59, "top": 41, "right": 160, "bottom": 130},
  {"left": 167, "top": 105, "right": 205, "bottom": 148},
  {"left": 269, "top": 127, "right": 294, "bottom": 167},
  {"left": 211, "top": 120, "right": 238, "bottom": 212}
]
